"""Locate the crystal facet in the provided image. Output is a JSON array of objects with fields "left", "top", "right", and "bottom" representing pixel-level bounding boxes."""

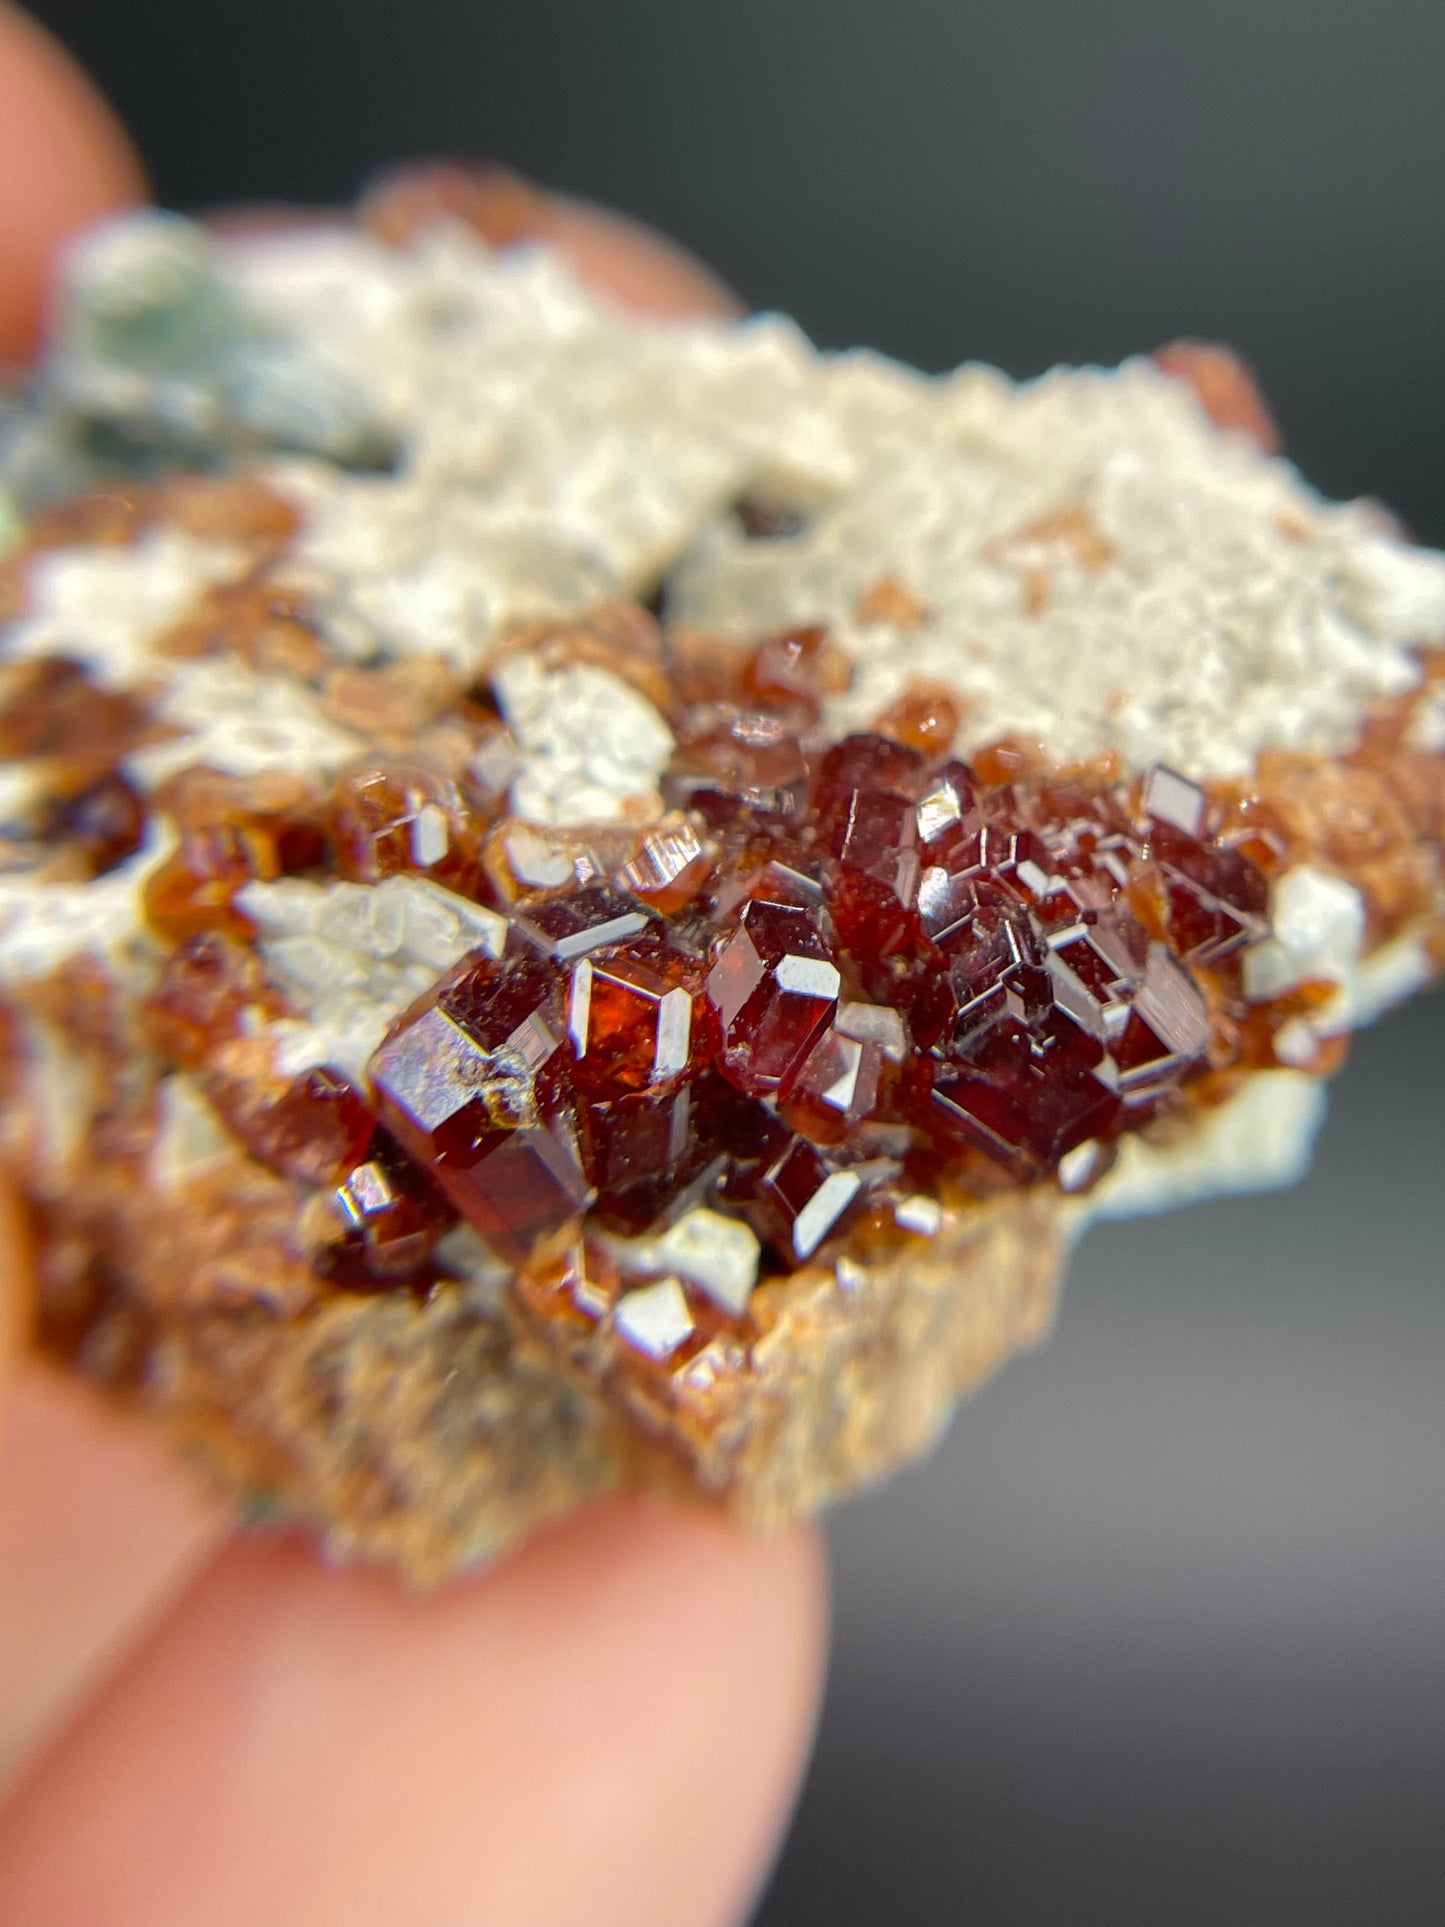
[{"left": 371, "top": 952, "right": 593, "bottom": 1262}]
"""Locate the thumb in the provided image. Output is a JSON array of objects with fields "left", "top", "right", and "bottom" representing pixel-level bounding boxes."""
[{"left": 0, "top": 1, "right": 145, "bottom": 363}]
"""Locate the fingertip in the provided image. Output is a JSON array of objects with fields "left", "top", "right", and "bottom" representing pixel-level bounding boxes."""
[
  {"left": 0, "top": 1365, "right": 225, "bottom": 1790},
  {"left": 0, "top": 2, "right": 146, "bottom": 363},
  {"left": 0, "top": 1497, "right": 827, "bottom": 1927},
  {"left": 547, "top": 195, "right": 744, "bottom": 320}
]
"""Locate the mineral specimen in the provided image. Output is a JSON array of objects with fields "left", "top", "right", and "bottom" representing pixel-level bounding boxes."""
[{"left": 0, "top": 186, "right": 1441, "bottom": 1580}]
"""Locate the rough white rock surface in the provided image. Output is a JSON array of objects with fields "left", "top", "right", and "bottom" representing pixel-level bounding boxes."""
[
  {"left": 5, "top": 531, "right": 249, "bottom": 687},
  {"left": 491, "top": 654, "right": 673, "bottom": 826},
  {"left": 619, "top": 1206, "right": 762, "bottom": 1317},
  {"left": 1074, "top": 1070, "right": 1329, "bottom": 1227},
  {"left": 128, "top": 658, "right": 364, "bottom": 789},
  {"left": 1243, "top": 865, "right": 1368, "bottom": 1011},
  {"left": 8, "top": 220, "right": 1443, "bottom": 814},
  {"left": 149, "top": 1074, "right": 237, "bottom": 1190},
  {"left": 215, "top": 223, "right": 1445, "bottom": 784},
  {"left": 0, "top": 826, "right": 171, "bottom": 985},
  {"left": 1407, "top": 683, "right": 1445, "bottom": 753}
]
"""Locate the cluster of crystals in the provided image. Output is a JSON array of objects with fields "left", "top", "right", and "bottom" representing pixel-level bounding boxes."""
[
  {"left": 134, "top": 618, "right": 1283, "bottom": 1313},
  {"left": 143, "top": 750, "right": 500, "bottom": 941},
  {"left": 345, "top": 733, "right": 1272, "bottom": 1308}
]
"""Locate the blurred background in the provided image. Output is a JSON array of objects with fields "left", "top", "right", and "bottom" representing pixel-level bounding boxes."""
[{"left": 24, "top": 2, "right": 1445, "bottom": 1919}]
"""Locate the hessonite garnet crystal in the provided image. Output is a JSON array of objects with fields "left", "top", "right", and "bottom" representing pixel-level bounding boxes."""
[{"left": 0, "top": 182, "right": 1441, "bottom": 1580}]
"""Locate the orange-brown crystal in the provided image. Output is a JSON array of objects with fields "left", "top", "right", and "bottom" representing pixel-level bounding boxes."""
[
  {"left": 360, "top": 161, "right": 554, "bottom": 250},
  {"left": 328, "top": 757, "right": 485, "bottom": 896}
]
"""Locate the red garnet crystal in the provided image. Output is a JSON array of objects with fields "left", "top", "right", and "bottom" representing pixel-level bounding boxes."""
[
  {"left": 614, "top": 818, "right": 714, "bottom": 914},
  {"left": 566, "top": 941, "right": 717, "bottom": 1225},
  {"left": 778, "top": 1023, "right": 884, "bottom": 1146},
  {"left": 663, "top": 711, "right": 813, "bottom": 825},
  {"left": 512, "top": 885, "right": 653, "bottom": 962},
  {"left": 369, "top": 951, "right": 593, "bottom": 1264},
  {"left": 45, "top": 771, "right": 146, "bottom": 876},
  {"left": 209, "top": 1063, "right": 378, "bottom": 1188},
  {"left": 707, "top": 897, "right": 840, "bottom": 1095},
  {"left": 754, "top": 1135, "right": 864, "bottom": 1260},
  {"left": 740, "top": 625, "right": 841, "bottom": 719},
  {"left": 145, "top": 931, "right": 289, "bottom": 1068},
  {"left": 929, "top": 1008, "right": 1124, "bottom": 1174},
  {"left": 143, "top": 773, "right": 328, "bottom": 942},
  {"left": 144, "top": 818, "right": 284, "bottom": 941}
]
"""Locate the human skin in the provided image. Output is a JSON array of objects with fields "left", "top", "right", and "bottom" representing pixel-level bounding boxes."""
[{"left": 0, "top": 9, "right": 828, "bottom": 1923}]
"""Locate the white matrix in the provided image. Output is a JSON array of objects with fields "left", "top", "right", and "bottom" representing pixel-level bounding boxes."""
[{"left": 203, "top": 220, "right": 1445, "bottom": 786}]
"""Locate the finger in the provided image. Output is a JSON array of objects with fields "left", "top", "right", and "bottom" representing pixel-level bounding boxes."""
[
  {"left": 0, "top": 1, "right": 145, "bottom": 363},
  {"left": 0, "top": 0, "right": 223, "bottom": 1681},
  {"left": 542, "top": 194, "right": 743, "bottom": 318},
  {"left": 0, "top": 1504, "right": 826, "bottom": 1927},
  {"left": 0, "top": 1171, "right": 222, "bottom": 1791},
  {"left": 0, "top": 1366, "right": 223, "bottom": 1792}
]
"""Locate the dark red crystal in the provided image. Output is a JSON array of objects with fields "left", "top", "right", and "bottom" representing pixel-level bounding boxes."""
[
  {"left": 0, "top": 657, "right": 150, "bottom": 771},
  {"left": 753, "top": 1135, "right": 865, "bottom": 1259},
  {"left": 143, "top": 820, "right": 281, "bottom": 941},
  {"left": 707, "top": 896, "right": 840, "bottom": 1095},
  {"left": 1146, "top": 819, "right": 1270, "bottom": 968},
  {"left": 740, "top": 625, "right": 838, "bottom": 720},
  {"left": 614, "top": 819, "right": 713, "bottom": 914},
  {"left": 662, "top": 710, "right": 812, "bottom": 825},
  {"left": 370, "top": 951, "right": 592, "bottom": 1264},
  {"left": 561, "top": 940, "right": 717, "bottom": 1225},
  {"left": 575, "top": 1085, "right": 702, "bottom": 1230},
  {"left": 62, "top": 773, "right": 147, "bottom": 875},
  {"left": 812, "top": 733, "right": 926, "bottom": 846},
  {"left": 209, "top": 1064, "right": 377, "bottom": 1187},
  {"left": 321, "top": 1131, "right": 456, "bottom": 1291},
  {"left": 512, "top": 885, "right": 653, "bottom": 963},
  {"left": 567, "top": 945, "right": 708, "bottom": 1097},
  {"left": 930, "top": 1009, "right": 1122, "bottom": 1174},
  {"left": 779, "top": 1024, "right": 884, "bottom": 1146}
]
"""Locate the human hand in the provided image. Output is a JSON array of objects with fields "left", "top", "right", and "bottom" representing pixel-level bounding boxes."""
[{"left": 0, "top": 9, "right": 827, "bottom": 1922}]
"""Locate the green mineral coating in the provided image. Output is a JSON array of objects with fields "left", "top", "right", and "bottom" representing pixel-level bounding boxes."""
[
  {"left": 47, "top": 210, "right": 395, "bottom": 473},
  {"left": 63, "top": 210, "right": 246, "bottom": 376},
  {"left": 221, "top": 340, "right": 397, "bottom": 469}
]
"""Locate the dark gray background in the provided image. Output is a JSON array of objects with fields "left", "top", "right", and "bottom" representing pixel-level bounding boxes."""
[{"left": 24, "top": 3, "right": 1445, "bottom": 1920}]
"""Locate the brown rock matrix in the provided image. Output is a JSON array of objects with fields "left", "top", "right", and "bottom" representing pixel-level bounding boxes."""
[{"left": 1, "top": 196, "right": 1441, "bottom": 1577}]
